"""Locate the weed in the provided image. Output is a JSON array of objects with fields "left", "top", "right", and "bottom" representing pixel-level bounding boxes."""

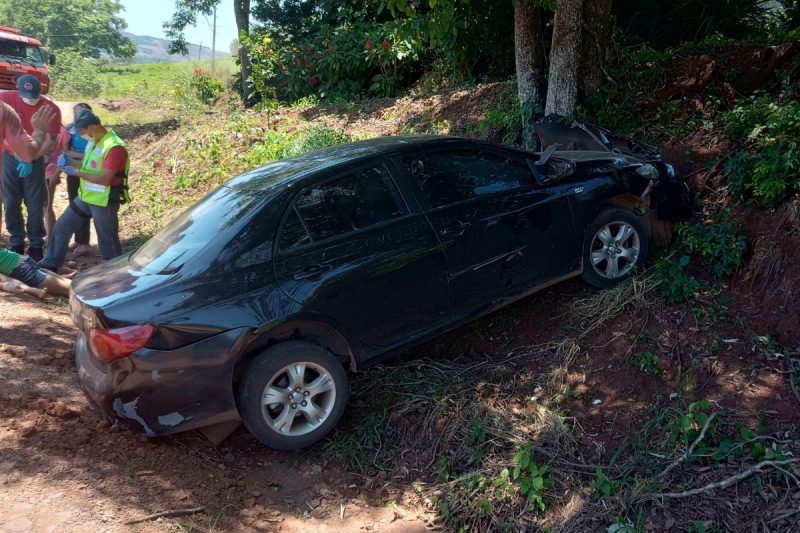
[
  {"left": 653, "top": 255, "right": 700, "bottom": 302},
  {"left": 670, "top": 400, "right": 717, "bottom": 460},
  {"left": 478, "top": 90, "right": 523, "bottom": 147},
  {"left": 511, "top": 444, "right": 549, "bottom": 511},
  {"left": 722, "top": 94, "right": 800, "bottom": 204},
  {"left": 589, "top": 467, "right": 619, "bottom": 498},
  {"left": 675, "top": 223, "right": 747, "bottom": 278},
  {"left": 629, "top": 351, "right": 661, "bottom": 375}
]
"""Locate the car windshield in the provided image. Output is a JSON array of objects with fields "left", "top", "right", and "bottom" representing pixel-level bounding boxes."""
[
  {"left": 129, "top": 186, "right": 264, "bottom": 274},
  {"left": 0, "top": 41, "right": 45, "bottom": 67}
]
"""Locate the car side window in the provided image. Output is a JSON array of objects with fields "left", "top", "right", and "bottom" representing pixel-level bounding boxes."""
[
  {"left": 279, "top": 165, "right": 408, "bottom": 251},
  {"left": 402, "top": 151, "right": 532, "bottom": 208}
]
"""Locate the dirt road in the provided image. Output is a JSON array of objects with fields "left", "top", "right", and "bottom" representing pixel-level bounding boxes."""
[{"left": 0, "top": 292, "right": 430, "bottom": 532}]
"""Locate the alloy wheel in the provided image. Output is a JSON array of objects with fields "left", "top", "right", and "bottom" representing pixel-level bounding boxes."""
[
  {"left": 260, "top": 361, "right": 337, "bottom": 436},
  {"left": 589, "top": 221, "right": 641, "bottom": 280}
]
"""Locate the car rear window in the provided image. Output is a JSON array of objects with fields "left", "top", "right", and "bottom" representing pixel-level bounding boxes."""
[
  {"left": 129, "top": 186, "right": 263, "bottom": 274},
  {"left": 279, "top": 165, "right": 408, "bottom": 250}
]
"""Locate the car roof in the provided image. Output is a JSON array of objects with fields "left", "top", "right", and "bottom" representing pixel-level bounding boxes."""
[{"left": 224, "top": 135, "right": 505, "bottom": 191}]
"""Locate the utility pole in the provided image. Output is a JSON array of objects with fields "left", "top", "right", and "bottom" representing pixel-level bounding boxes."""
[
  {"left": 198, "top": 41, "right": 202, "bottom": 60},
  {"left": 211, "top": 6, "right": 217, "bottom": 75}
]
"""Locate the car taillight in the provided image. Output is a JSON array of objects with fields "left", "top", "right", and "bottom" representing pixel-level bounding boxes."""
[{"left": 89, "top": 324, "right": 154, "bottom": 363}]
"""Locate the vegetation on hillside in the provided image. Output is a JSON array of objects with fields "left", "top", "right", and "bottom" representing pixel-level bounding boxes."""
[{"left": 32, "top": 1, "right": 800, "bottom": 531}]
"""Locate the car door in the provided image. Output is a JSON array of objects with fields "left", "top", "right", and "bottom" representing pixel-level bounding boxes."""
[
  {"left": 273, "top": 162, "right": 451, "bottom": 348},
  {"left": 396, "top": 148, "right": 577, "bottom": 313}
]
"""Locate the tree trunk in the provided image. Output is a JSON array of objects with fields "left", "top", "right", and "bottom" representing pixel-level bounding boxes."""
[
  {"left": 514, "top": 1, "right": 545, "bottom": 151},
  {"left": 234, "top": 0, "right": 252, "bottom": 105},
  {"left": 579, "top": 0, "right": 612, "bottom": 97},
  {"left": 545, "top": 0, "right": 583, "bottom": 117}
]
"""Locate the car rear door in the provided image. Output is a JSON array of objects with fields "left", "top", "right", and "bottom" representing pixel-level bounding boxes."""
[
  {"left": 272, "top": 161, "right": 451, "bottom": 348},
  {"left": 395, "top": 147, "right": 577, "bottom": 313}
]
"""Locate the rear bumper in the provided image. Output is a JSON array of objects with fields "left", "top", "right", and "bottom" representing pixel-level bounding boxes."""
[{"left": 75, "top": 328, "right": 249, "bottom": 437}]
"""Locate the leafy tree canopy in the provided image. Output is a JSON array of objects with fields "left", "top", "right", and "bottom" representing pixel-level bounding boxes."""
[
  {"left": 163, "top": 0, "right": 221, "bottom": 55},
  {"left": 0, "top": 0, "right": 135, "bottom": 58}
]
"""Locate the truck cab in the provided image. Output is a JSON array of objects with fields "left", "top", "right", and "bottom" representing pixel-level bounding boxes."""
[{"left": 0, "top": 26, "right": 51, "bottom": 94}]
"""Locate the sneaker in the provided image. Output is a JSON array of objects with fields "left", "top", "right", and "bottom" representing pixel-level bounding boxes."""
[{"left": 27, "top": 247, "right": 43, "bottom": 261}]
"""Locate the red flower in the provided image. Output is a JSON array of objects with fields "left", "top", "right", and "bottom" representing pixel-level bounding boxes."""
[
  {"left": 365, "top": 39, "right": 373, "bottom": 51},
  {"left": 381, "top": 38, "right": 390, "bottom": 51},
  {"left": 308, "top": 76, "right": 318, "bottom": 87}
]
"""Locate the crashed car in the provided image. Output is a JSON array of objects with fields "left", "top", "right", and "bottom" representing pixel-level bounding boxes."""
[{"left": 71, "top": 134, "right": 690, "bottom": 450}]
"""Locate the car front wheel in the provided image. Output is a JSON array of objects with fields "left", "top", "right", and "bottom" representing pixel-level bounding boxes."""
[
  {"left": 237, "top": 341, "right": 349, "bottom": 450},
  {"left": 582, "top": 208, "right": 648, "bottom": 288}
]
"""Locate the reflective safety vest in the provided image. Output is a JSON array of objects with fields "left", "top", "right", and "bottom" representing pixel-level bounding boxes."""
[{"left": 79, "top": 129, "right": 130, "bottom": 207}]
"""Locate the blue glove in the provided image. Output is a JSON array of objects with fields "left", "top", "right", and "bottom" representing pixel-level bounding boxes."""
[
  {"left": 57, "top": 153, "right": 68, "bottom": 169},
  {"left": 62, "top": 165, "right": 78, "bottom": 177},
  {"left": 16, "top": 160, "right": 33, "bottom": 178}
]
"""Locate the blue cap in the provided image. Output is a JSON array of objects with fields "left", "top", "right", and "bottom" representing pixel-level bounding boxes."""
[
  {"left": 73, "top": 108, "right": 101, "bottom": 129},
  {"left": 16, "top": 75, "right": 41, "bottom": 99}
]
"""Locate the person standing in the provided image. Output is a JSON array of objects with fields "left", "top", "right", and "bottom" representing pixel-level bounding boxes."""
[
  {"left": 40, "top": 109, "right": 130, "bottom": 272},
  {"left": 44, "top": 102, "right": 93, "bottom": 256},
  {"left": 0, "top": 75, "right": 62, "bottom": 260},
  {"left": 0, "top": 101, "right": 55, "bottom": 235}
]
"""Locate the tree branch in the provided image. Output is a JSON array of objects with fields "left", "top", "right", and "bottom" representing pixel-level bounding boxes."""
[
  {"left": 650, "top": 459, "right": 800, "bottom": 500},
  {"left": 659, "top": 412, "right": 717, "bottom": 480},
  {"left": 125, "top": 506, "right": 205, "bottom": 525}
]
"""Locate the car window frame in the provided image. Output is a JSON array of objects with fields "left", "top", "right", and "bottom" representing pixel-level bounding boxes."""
[
  {"left": 392, "top": 146, "right": 536, "bottom": 213},
  {"left": 273, "top": 159, "right": 416, "bottom": 257}
]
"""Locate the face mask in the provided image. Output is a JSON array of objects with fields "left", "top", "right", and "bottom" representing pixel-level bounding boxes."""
[
  {"left": 22, "top": 97, "right": 40, "bottom": 106},
  {"left": 81, "top": 134, "right": 93, "bottom": 142}
]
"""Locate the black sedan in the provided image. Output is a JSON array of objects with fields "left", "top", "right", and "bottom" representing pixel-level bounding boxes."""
[{"left": 70, "top": 135, "right": 689, "bottom": 449}]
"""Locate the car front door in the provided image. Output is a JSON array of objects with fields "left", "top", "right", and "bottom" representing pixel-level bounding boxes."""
[
  {"left": 273, "top": 162, "right": 451, "bottom": 348},
  {"left": 396, "top": 148, "right": 577, "bottom": 313}
]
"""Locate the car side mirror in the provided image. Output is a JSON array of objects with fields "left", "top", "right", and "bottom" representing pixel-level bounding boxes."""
[{"left": 48, "top": 52, "right": 56, "bottom": 65}]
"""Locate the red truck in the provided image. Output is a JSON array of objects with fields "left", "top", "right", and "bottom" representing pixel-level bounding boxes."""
[{"left": 0, "top": 26, "right": 53, "bottom": 94}]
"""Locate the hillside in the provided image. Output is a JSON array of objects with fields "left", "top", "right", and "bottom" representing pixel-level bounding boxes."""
[{"left": 116, "top": 31, "right": 230, "bottom": 64}]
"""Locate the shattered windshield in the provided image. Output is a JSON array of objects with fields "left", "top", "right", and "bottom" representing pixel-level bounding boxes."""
[{"left": 0, "top": 40, "right": 44, "bottom": 67}]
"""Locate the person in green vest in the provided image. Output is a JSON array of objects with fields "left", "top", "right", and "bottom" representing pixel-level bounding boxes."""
[{"left": 39, "top": 109, "right": 130, "bottom": 272}]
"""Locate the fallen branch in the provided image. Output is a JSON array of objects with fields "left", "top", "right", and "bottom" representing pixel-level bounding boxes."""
[
  {"left": 659, "top": 412, "right": 717, "bottom": 480},
  {"left": 650, "top": 459, "right": 800, "bottom": 500},
  {"left": 125, "top": 506, "right": 205, "bottom": 525}
]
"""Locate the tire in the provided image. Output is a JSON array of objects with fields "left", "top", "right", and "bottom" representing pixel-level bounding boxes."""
[
  {"left": 237, "top": 341, "right": 349, "bottom": 450},
  {"left": 581, "top": 208, "right": 649, "bottom": 289}
]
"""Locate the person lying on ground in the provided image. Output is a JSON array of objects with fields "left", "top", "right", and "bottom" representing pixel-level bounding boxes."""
[
  {"left": 0, "top": 272, "right": 47, "bottom": 299},
  {"left": 0, "top": 247, "right": 71, "bottom": 298}
]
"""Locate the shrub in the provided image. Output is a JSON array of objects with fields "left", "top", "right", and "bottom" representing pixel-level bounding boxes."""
[
  {"left": 675, "top": 222, "right": 747, "bottom": 277},
  {"left": 243, "top": 22, "right": 421, "bottom": 103},
  {"left": 190, "top": 68, "right": 224, "bottom": 104},
  {"left": 722, "top": 94, "right": 800, "bottom": 204},
  {"left": 654, "top": 255, "right": 701, "bottom": 302},
  {"left": 50, "top": 48, "right": 102, "bottom": 99}
]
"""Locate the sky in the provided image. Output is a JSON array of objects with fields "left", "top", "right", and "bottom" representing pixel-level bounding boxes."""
[{"left": 118, "top": 0, "right": 239, "bottom": 52}]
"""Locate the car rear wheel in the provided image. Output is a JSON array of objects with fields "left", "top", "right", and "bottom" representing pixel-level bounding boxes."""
[
  {"left": 582, "top": 208, "right": 648, "bottom": 289},
  {"left": 237, "top": 341, "right": 348, "bottom": 450}
]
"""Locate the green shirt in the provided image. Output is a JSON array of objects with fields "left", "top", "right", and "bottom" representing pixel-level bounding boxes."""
[{"left": 0, "top": 248, "right": 21, "bottom": 276}]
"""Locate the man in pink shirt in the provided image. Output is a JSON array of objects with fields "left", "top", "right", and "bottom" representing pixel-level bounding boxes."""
[
  {"left": 0, "top": 75, "right": 62, "bottom": 260},
  {"left": 0, "top": 100, "right": 55, "bottom": 235}
]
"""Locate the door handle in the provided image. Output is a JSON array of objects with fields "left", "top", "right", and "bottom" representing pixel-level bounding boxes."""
[
  {"left": 439, "top": 220, "right": 471, "bottom": 237},
  {"left": 292, "top": 264, "right": 332, "bottom": 281}
]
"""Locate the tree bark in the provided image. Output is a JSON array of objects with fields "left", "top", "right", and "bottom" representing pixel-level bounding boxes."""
[
  {"left": 545, "top": 0, "right": 583, "bottom": 117},
  {"left": 579, "top": 0, "right": 612, "bottom": 97},
  {"left": 514, "top": 2, "right": 546, "bottom": 151},
  {"left": 234, "top": 0, "right": 252, "bottom": 105}
]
